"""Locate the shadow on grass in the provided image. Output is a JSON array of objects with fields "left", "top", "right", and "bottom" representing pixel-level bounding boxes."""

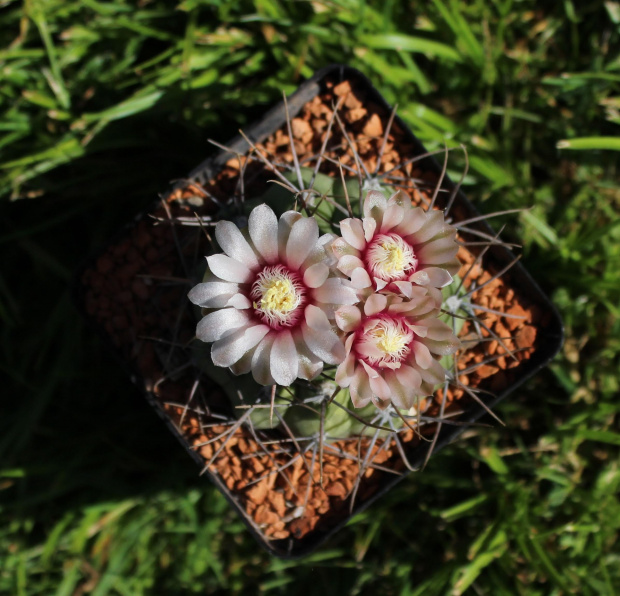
[{"left": 0, "top": 115, "right": 226, "bottom": 528}]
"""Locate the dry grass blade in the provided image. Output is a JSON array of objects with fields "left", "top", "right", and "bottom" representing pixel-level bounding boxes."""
[
  {"left": 455, "top": 225, "right": 507, "bottom": 294},
  {"left": 338, "top": 159, "right": 354, "bottom": 217},
  {"left": 463, "top": 255, "right": 522, "bottom": 298},
  {"left": 238, "top": 129, "right": 300, "bottom": 194},
  {"left": 444, "top": 144, "right": 469, "bottom": 216},
  {"left": 374, "top": 103, "right": 398, "bottom": 176},
  {"left": 333, "top": 109, "right": 367, "bottom": 211},
  {"left": 458, "top": 382, "right": 505, "bottom": 426},
  {"left": 393, "top": 432, "right": 419, "bottom": 472},
  {"left": 307, "top": 95, "right": 343, "bottom": 192},
  {"left": 393, "top": 405, "right": 431, "bottom": 442},
  {"left": 282, "top": 91, "right": 305, "bottom": 192},
  {"left": 428, "top": 143, "right": 449, "bottom": 211},
  {"left": 423, "top": 381, "right": 450, "bottom": 469},
  {"left": 379, "top": 147, "right": 458, "bottom": 179},
  {"left": 179, "top": 377, "right": 200, "bottom": 428},
  {"left": 348, "top": 429, "right": 387, "bottom": 513},
  {"left": 269, "top": 384, "right": 277, "bottom": 426},
  {"left": 457, "top": 208, "right": 528, "bottom": 228}
]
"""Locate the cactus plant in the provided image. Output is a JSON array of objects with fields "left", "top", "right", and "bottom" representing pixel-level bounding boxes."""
[{"left": 185, "top": 91, "right": 524, "bottom": 503}]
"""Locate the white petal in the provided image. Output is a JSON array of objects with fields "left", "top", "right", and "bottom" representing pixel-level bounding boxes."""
[
  {"left": 249, "top": 203, "right": 279, "bottom": 263},
  {"left": 386, "top": 373, "right": 411, "bottom": 409},
  {"left": 302, "top": 237, "right": 332, "bottom": 270},
  {"left": 357, "top": 340, "right": 383, "bottom": 361},
  {"left": 395, "top": 364, "right": 423, "bottom": 391},
  {"left": 302, "top": 323, "right": 345, "bottom": 365},
  {"left": 286, "top": 216, "right": 318, "bottom": 269},
  {"left": 416, "top": 235, "right": 459, "bottom": 266},
  {"left": 211, "top": 324, "right": 270, "bottom": 367},
  {"left": 389, "top": 295, "right": 435, "bottom": 317},
  {"left": 393, "top": 280, "right": 413, "bottom": 298},
  {"left": 363, "top": 190, "right": 388, "bottom": 221},
  {"left": 444, "top": 256, "right": 462, "bottom": 276},
  {"left": 374, "top": 278, "right": 388, "bottom": 291},
  {"left": 229, "top": 347, "right": 255, "bottom": 376},
  {"left": 335, "top": 352, "right": 355, "bottom": 387},
  {"left": 387, "top": 190, "right": 409, "bottom": 208},
  {"left": 408, "top": 324, "right": 428, "bottom": 338},
  {"left": 362, "top": 217, "right": 376, "bottom": 242},
  {"left": 351, "top": 267, "right": 372, "bottom": 289},
  {"left": 394, "top": 207, "right": 426, "bottom": 237},
  {"left": 337, "top": 255, "right": 365, "bottom": 277},
  {"left": 340, "top": 218, "right": 366, "bottom": 251},
  {"left": 225, "top": 293, "right": 251, "bottom": 309},
  {"left": 270, "top": 330, "right": 298, "bottom": 386},
  {"left": 409, "top": 210, "right": 445, "bottom": 244},
  {"left": 206, "top": 254, "right": 253, "bottom": 283},
  {"left": 215, "top": 220, "right": 260, "bottom": 269},
  {"left": 360, "top": 359, "right": 379, "bottom": 378},
  {"left": 418, "top": 358, "right": 447, "bottom": 386},
  {"left": 304, "top": 304, "right": 331, "bottom": 331},
  {"left": 294, "top": 332, "right": 323, "bottom": 381},
  {"left": 422, "top": 318, "right": 459, "bottom": 342},
  {"left": 345, "top": 332, "right": 355, "bottom": 352},
  {"left": 424, "top": 336, "right": 461, "bottom": 356},
  {"left": 380, "top": 203, "right": 405, "bottom": 232},
  {"left": 368, "top": 371, "right": 391, "bottom": 400},
  {"left": 196, "top": 308, "right": 250, "bottom": 343},
  {"left": 331, "top": 237, "right": 359, "bottom": 260},
  {"left": 350, "top": 368, "right": 373, "bottom": 408},
  {"left": 364, "top": 293, "right": 387, "bottom": 316},
  {"left": 303, "top": 262, "right": 329, "bottom": 288},
  {"left": 278, "top": 211, "right": 303, "bottom": 261},
  {"left": 251, "top": 334, "right": 276, "bottom": 385},
  {"left": 335, "top": 304, "right": 361, "bottom": 332},
  {"left": 412, "top": 340, "right": 433, "bottom": 369},
  {"left": 410, "top": 270, "right": 429, "bottom": 286},
  {"left": 188, "top": 281, "right": 240, "bottom": 308},
  {"left": 313, "top": 278, "right": 358, "bottom": 306}
]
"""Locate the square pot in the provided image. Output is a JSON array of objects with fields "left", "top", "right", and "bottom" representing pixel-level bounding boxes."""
[{"left": 76, "top": 64, "right": 563, "bottom": 558}]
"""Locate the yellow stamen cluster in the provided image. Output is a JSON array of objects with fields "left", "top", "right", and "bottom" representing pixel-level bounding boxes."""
[
  {"left": 380, "top": 242, "right": 407, "bottom": 275},
  {"left": 250, "top": 265, "right": 304, "bottom": 328},
  {"left": 373, "top": 325, "right": 409, "bottom": 356},
  {"left": 361, "top": 318, "right": 414, "bottom": 367},
  {"left": 367, "top": 233, "right": 417, "bottom": 281},
  {"left": 255, "top": 279, "right": 297, "bottom": 313}
]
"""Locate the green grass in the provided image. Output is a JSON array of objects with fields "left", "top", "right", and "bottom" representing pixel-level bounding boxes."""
[{"left": 2, "top": 0, "right": 620, "bottom": 593}]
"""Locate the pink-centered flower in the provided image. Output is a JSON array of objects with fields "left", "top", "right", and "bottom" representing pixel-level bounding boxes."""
[
  {"left": 335, "top": 290, "right": 460, "bottom": 410},
  {"left": 332, "top": 189, "right": 460, "bottom": 300},
  {"left": 188, "top": 204, "right": 358, "bottom": 387}
]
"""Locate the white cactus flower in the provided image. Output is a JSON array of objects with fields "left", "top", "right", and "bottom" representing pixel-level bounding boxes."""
[
  {"left": 332, "top": 189, "right": 460, "bottom": 300},
  {"left": 189, "top": 204, "right": 358, "bottom": 387},
  {"left": 334, "top": 290, "right": 460, "bottom": 410}
]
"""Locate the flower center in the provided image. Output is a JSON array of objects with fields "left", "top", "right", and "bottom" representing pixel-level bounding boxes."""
[
  {"left": 250, "top": 265, "right": 305, "bottom": 328},
  {"left": 366, "top": 233, "right": 417, "bottom": 281},
  {"left": 260, "top": 279, "right": 297, "bottom": 312},
  {"left": 357, "top": 316, "right": 414, "bottom": 369},
  {"left": 373, "top": 325, "right": 409, "bottom": 357}
]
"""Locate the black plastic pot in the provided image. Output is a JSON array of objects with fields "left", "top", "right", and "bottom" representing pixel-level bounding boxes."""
[{"left": 76, "top": 64, "right": 563, "bottom": 558}]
